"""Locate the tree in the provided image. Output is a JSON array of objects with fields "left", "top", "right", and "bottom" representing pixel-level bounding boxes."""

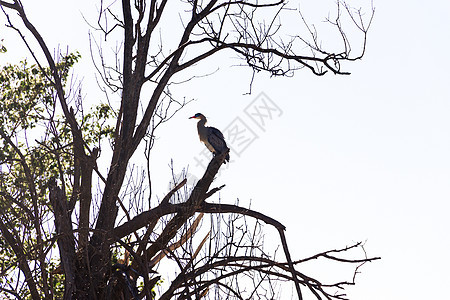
[{"left": 0, "top": 0, "right": 378, "bottom": 299}]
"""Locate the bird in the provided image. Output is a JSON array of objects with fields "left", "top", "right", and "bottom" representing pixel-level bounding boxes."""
[{"left": 189, "top": 113, "right": 230, "bottom": 164}]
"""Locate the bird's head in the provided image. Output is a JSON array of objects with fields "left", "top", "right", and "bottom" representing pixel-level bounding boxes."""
[{"left": 189, "top": 113, "right": 205, "bottom": 119}]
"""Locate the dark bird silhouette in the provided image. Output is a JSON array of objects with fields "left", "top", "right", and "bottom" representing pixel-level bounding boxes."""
[{"left": 189, "top": 113, "right": 230, "bottom": 164}]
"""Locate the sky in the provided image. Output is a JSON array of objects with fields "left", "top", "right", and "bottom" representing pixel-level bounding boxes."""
[{"left": 1, "top": 0, "right": 450, "bottom": 299}]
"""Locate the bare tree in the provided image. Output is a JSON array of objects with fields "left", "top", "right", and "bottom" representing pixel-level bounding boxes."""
[{"left": 0, "top": 0, "right": 377, "bottom": 299}]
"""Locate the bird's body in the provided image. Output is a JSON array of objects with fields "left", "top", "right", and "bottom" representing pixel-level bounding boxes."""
[{"left": 190, "top": 113, "right": 230, "bottom": 163}]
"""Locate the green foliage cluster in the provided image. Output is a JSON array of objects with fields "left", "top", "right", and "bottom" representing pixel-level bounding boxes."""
[
  {"left": 0, "top": 55, "right": 78, "bottom": 207},
  {"left": 81, "top": 102, "right": 116, "bottom": 148},
  {"left": 0, "top": 56, "right": 75, "bottom": 299},
  {"left": 0, "top": 53, "right": 115, "bottom": 298}
]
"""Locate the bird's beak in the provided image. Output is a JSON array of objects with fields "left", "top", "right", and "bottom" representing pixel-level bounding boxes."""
[{"left": 189, "top": 116, "right": 196, "bottom": 119}]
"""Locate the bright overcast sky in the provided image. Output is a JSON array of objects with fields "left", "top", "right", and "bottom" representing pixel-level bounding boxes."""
[{"left": 1, "top": 0, "right": 450, "bottom": 299}]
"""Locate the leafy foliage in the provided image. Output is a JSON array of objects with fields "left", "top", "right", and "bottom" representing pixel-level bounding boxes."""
[{"left": 0, "top": 53, "right": 116, "bottom": 298}]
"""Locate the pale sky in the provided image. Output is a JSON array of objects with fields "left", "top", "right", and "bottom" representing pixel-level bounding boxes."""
[{"left": 1, "top": 0, "right": 450, "bottom": 299}]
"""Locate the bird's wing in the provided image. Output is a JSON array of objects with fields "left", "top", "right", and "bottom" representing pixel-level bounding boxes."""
[
  {"left": 208, "top": 126, "right": 224, "bottom": 139},
  {"left": 207, "top": 127, "right": 227, "bottom": 153}
]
